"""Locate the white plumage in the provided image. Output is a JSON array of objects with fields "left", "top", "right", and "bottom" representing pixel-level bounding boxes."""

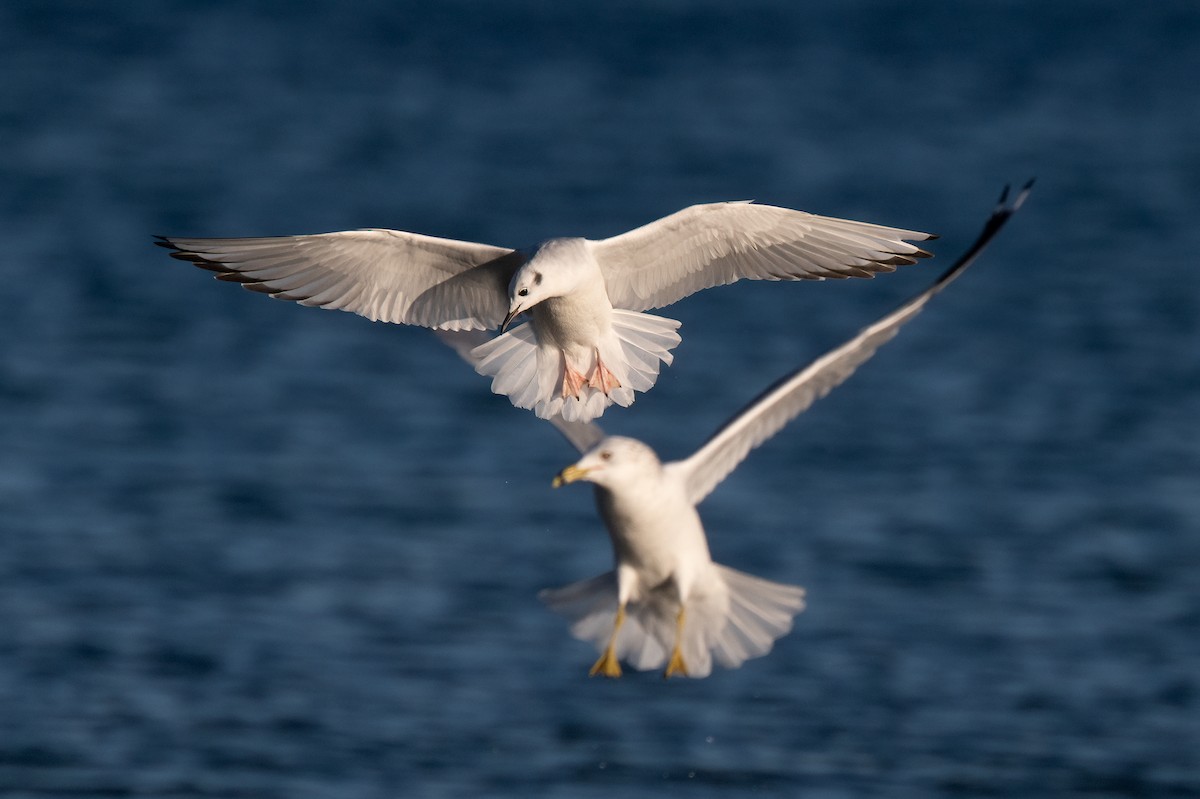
[
  {"left": 158, "top": 201, "right": 934, "bottom": 422},
  {"left": 543, "top": 183, "right": 1031, "bottom": 677}
]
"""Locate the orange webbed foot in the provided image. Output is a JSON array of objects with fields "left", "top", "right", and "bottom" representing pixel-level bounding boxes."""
[
  {"left": 586, "top": 352, "right": 622, "bottom": 395},
  {"left": 561, "top": 361, "right": 587, "bottom": 398}
]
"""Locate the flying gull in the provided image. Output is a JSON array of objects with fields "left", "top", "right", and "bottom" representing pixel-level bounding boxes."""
[
  {"left": 544, "top": 182, "right": 1031, "bottom": 677},
  {"left": 158, "top": 202, "right": 934, "bottom": 422}
]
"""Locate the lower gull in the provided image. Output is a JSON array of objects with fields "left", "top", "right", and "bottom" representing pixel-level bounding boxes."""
[{"left": 545, "top": 182, "right": 1032, "bottom": 678}]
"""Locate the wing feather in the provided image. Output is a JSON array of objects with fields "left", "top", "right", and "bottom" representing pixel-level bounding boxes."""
[
  {"left": 592, "top": 202, "right": 936, "bottom": 311},
  {"left": 672, "top": 181, "right": 1033, "bottom": 505},
  {"left": 157, "top": 229, "right": 525, "bottom": 331}
]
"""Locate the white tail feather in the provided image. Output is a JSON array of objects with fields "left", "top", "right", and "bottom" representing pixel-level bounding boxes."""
[
  {"left": 711, "top": 565, "right": 806, "bottom": 670},
  {"left": 539, "top": 563, "right": 804, "bottom": 678},
  {"left": 470, "top": 311, "right": 681, "bottom": 422},
  {"left": 470, "top": 323, "right": 544, "bottom": 409}
]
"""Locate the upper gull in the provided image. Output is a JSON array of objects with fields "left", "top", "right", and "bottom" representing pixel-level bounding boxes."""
[{"left": 158, "top": 200, "right": 935, "bottom": 422}]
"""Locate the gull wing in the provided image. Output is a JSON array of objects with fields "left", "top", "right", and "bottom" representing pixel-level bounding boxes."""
[
  {"left": 591, "top": 201, "right": 936, "bottom": 313},
  {"left": 672, "top": 181, "right": 1033, "bottom": 505},
  {"left": 435, "top": 329, "right": 606, "bottom": 454},
  {"left": 547, "top": 418, "right": 606, "bottom": 455},
  {"left": 157, "top": 229, "right": 525, "bottom": 331}
]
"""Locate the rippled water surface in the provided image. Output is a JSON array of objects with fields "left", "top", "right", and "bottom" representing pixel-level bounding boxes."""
[{"left": 2, "top": 2, "right": 1198, "bottom": 796}]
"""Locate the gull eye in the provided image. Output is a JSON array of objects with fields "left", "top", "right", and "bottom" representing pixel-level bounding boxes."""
[
  {"left": 599, "top": 451, "right": 612, "bottom": 461},
  {"left": 518, "top": 288, "right": 529, "bottom": 297}
]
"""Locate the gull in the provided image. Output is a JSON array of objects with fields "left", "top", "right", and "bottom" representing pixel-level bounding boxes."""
[
  {"left": 544, "top": 182, "right": 1031, "bottom": 678},
  {"left": 157, "top": 202, "right": 934, "bottom": 422}
]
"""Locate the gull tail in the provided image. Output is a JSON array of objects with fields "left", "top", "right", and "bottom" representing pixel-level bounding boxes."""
[
  {"left": 469, "top": 310, "right": 681, "bottom": 423},
  {"left": 538, "top": 572, "right": 674, "bottom": 673},
  {"left": 707, "top": 565, "right": 806, "bottom": 671},
  {"left": 539, "top": 564, "right": 804, "bottom": 678},
  {"left": 609, "top": 308, "right": 682, "bottom": 393}
]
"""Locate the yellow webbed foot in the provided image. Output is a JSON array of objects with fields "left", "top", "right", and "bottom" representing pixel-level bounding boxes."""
[
  {"left": 663, "top": 606, "right": 688, "bottom": 678},
  {"left": 588, "top": 605, "right": 626, "bottom": 677},
  {"left": 663, "top": 646, "right": 688, "bottom": 679},
  {"left": 589, "top": 645, "right": 622, "bottom": 678}
]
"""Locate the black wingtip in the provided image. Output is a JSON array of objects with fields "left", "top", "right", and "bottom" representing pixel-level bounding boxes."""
[
  {"left": 154, "top": 236, "right": 197, "bottom": 262},
  {"left": 154, "top": 236, "right": 225, "bottom": 270},
  {"left": 1011, "top": 178, "right": 1036, "bottom": 210},
  {"left": 997, "top": 178, "right": 1036, "bottom": 212},
  {"left": 927, "top": 178, "right": 1034, "bottom": 292}
]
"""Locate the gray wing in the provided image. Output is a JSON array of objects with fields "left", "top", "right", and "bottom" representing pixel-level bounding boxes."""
[
  {"left": 673, "top": 182, "right": 1032, "bottom": 505},
  {"left": 548, "top": 418, "right": 606, "bottom": 455},
  {"left": 434, "top": 329, "right": 606, "bottom": 454},
  {"left": 591, "top": 201, "right": 936, "bottom": 312},
  {"left": 158, "top": 229, "right": 526, "bottom": 331}
]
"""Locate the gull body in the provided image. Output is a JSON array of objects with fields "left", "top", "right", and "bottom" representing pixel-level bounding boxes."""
[
  {"left": 546, "top": 183, "right": 1032, "bottom": 678},
  {"left": 579, "top": 440, "right": 714, "bottom": 605},
  {"left": 497, "top": 238, "right": 641, "bottom": 421},
  {"left": 551, "top": 437, "right": 801, "bottom": 679},
  {"left": 158, "top": 201, "right": 935, "bottom": 422}
]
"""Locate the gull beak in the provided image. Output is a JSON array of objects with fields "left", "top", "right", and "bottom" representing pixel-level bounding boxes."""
[
  {"left": 500, "top": 306, "right": 522, "bottom": 333},
  {"left": 552, "top": 464, "right": 590, "bottom": 488}
]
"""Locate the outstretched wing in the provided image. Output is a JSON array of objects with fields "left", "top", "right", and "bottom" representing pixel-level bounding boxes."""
[
  {"left": 158, "top": 229, "right": 525, "bottom": 331},
  {"left": 591, "top": 201, "right": 935, "bottom": 312},
  {"left": 672, "top": 181, "right": 1033, "bottom": 505}
]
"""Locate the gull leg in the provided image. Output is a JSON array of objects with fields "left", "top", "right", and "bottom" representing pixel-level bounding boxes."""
[
  {"left": 586, "top": 349, "right": 622, "bottom": 395},
  {"left": 560, "top": 354, "right": 588, "bottom": 398},
  {"left": 664, "top": 607, "right": 689, "bottom": 679},
  {"left": 589, "top": 605, "right": 626, "bottom": 678}
]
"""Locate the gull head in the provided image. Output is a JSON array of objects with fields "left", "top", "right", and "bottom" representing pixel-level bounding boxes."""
[
  {"left": 552, "top": 436, "right": 661, "bottom": 490},
  {"left": 502, "top": 238, "right": 590, "bottom": 331}
]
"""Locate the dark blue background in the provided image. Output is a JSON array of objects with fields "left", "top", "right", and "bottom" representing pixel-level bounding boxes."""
[{"left": 2, "top": 1, "right": 1198, "bottom": 796}]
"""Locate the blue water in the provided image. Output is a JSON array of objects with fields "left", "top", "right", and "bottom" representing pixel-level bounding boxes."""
[{"left": 2, "top": 1, "right": 1198, "bottom": 796}]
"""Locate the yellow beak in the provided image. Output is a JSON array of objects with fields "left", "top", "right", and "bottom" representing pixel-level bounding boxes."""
[{"left": 552, "top": 464, "right": 590, "bottom": 488}]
